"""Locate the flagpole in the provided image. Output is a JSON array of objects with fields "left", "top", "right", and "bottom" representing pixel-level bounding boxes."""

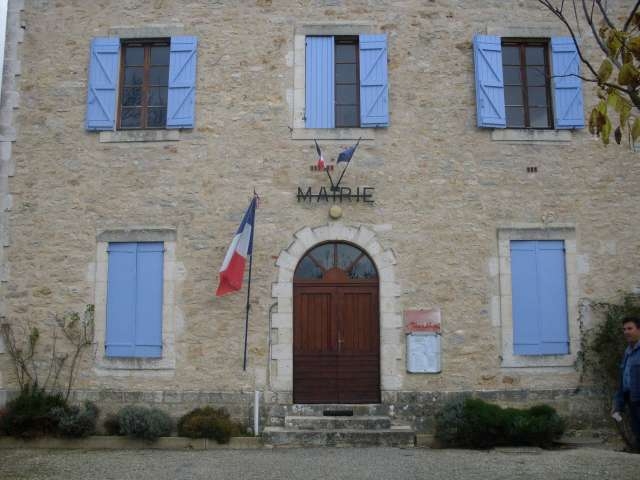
[
  {"left": 334, "top": 137, "right": 360, "bottom": 189},
  {"left": 242, "top": 193, "right": 257, "bottom": 371},
  {"left": 242, "top": 251, "right": 253, "bottom": 371}
]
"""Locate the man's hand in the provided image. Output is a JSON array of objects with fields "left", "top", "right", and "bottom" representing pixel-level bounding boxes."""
[{"left": 611, "top": 411, "right": 623, "bottom": 422}]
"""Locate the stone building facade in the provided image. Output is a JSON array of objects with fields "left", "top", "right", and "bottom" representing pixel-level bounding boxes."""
[{"left": 0, "top": 0, "right": 638, "bottom": 433}]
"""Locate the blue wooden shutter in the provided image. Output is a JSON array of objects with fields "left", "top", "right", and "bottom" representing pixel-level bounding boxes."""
[
  {"left": 359, "top": 34, "right": 389, "bottom": 127},
  {"left": 134, "top": 243, "right": 164, "bottom": 358},
  {"left": 551, "top": 37, "right": 585, "bottom": 129},
  {"left": 167, "top": 36, "right": 198, "bottom": 129},
  {"left": 305, "top": 36, "right": 334, "bottom": 128},
  {"left": 106, "top": 243, "right": 137, "bottom": 357},
  {"left": 86, "top": 37, "right": 119, "bottom": 131},
  {"left": 511, "top": 240, "right": 569, "bottom": 356},
  {"left": 536, "top": 241, "right": 569, "bottom": 354},
  {"left": 473, "top": 35, "right": 506, "bottom": 128}
]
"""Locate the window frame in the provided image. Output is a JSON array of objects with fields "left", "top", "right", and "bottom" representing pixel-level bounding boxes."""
[
  {"left": 291, "top": 23, "right": 379, "bottom": 140},
  {"left": 501, "top": 38, "right": 554, "bottom": 130},
  {"left": 117, "top": 38, "right": 170, "bottom": 130},
  {"left": 494, "top": 226, "right": 581, "bottom": 369},
  {"left": 334, "top": 36, "right": 361, "bottom": 129},
  {"left": 93, "top": 229, "right": 177, "bottom": 372}
]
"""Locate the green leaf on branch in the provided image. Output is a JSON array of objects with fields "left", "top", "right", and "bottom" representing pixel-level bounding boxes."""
[
  {"left": 629, "top": 36, "right": 640, "bottom": 62},
  {"left": 597, "top": 59, "right": 613, "bottom": 83},
  {"left": 618, "top": 62, "right": 640, "bottom": 87},
  {"left": 588, "top": 108, "right": 598, "bottom": 135},
  {"left": 602, "top": 115, "right": 612, "bottom": 145},
  {"left": 632, "top": 118, "right": 640, "bottom": 144},
  {"left": 614, "top": 126, "right": 622, "bottom": 144},
  {"left": 607, "top": 90, "right": 633, "bottom": 129},
  {"left": 606, "top": 30, "right": 624, "bottom": 58}
]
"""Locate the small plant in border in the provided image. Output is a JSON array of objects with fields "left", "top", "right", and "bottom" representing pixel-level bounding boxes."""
[
  {"left": 178, "top": 406, "right": 247, "bottom": 444},
  {"left": 117, "top": 405, "right": 173, "bottom": 441}
]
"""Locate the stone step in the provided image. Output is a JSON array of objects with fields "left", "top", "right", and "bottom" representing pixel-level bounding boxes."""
[
  {"left": 284, "top": 415, "right": 392, "bottom": 430},
  {"left": 263, "top": 426, "right": 415, "bottom": 448},
  {"left": 285, "top": 404, "right": 388, "bottom": 417}
]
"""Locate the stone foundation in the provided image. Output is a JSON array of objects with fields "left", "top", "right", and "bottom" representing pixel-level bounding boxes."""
[{"left": 1, "top": 386, "right": 608, "bottom": 434}]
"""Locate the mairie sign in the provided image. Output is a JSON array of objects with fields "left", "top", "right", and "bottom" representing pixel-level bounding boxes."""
[
  {"left": 296, "top": 186, "right": 374, "bottom": 203},
  {"left": 299, "top": 139, "right": 374, "bottom": 203}
]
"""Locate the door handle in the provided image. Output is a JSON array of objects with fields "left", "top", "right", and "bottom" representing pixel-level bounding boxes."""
[{"left": 337, "top": 334, "right": 344, "bottom": 352}]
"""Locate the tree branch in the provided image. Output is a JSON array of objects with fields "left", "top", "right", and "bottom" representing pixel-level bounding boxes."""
[
  {"left": 581, "top": 0, "right": 621, "bottom": 69},
  {"left": 623, "top": 0, "right": 640, "bottom": 32},
  {"left": 595, "top": 0, "right": 615, "bottom": 28},
  {"left": 537, "top": 1, "right": 602, "bottom": 78}
]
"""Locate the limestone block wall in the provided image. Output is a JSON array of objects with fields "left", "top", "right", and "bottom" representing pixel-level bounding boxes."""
[{"left": 0, "top": 1, "right": 637, "bottom": 428}]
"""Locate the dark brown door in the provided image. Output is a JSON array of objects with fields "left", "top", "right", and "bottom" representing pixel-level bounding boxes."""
[{"left": 293, "top": 242, "right": 380, "bottom": 404}]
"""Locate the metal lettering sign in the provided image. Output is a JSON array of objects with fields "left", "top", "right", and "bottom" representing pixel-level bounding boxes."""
[
  {"left": 296, "top": 186, "right": 374, "bottom": 203},
  {"left": 297, "top": 138, "right": 375, "bottom": 203}
]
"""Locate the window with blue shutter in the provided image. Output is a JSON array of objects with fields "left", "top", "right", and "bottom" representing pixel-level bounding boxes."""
[
  {"left": 305, "top": 34, "right": 389, "bottom": 129},
  {"left": 473, "top": 35, "right": 584, "bottom": 130},
  {"left": 106, "top": 242, "right": 164, "bottom": 358},
  {"left": 86, "top": 35, "right": 197, "bottom": 131},
  {"left": 359, "top": 34, "right": 389, "bottom": 127},
  {"left": 306, "top": 36, "right": 335, "bottom": 128},
  {"left": 86, "top": 38, "right": 120, "bottom": 130},
  {"left": 510, "top": 240, "right": 569, "bottom": 356},
  {"left": 551, "top": 37, "right": 585, "bottom": 129},
  {"left": 473, "top": 35, "right": 506, "bottom": 128},
  {"left": 167, "top": 36, "right": 198, "bottom": 129}
]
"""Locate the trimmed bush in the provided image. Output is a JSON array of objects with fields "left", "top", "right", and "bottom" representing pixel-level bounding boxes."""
[
  {"left": 50, "top": 401, "right": 99, "bottom": 438},
  {"left": 0, "top": 385, "right": 68, "bottom": 439},
  {"left": 103, "top": 413, "right": 121, "bottom": 436},
  {"left": 117, "top": 405, "right": 172, "bottom": 441},
  {"left": 435, "top": 398, "right": 565, "bottom": 449},
  {"left": 178, "top": 407, "right": 246, "bottom": 444}
]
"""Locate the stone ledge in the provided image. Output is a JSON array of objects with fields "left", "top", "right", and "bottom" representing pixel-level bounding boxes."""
[
  {"left": 99, "top": 130, "right": 180, "bottom": 143},
  {"left": 97, "top": 227, "right": 177, "bottom": 243},
  {"left": 291, "top": 128, "right": 375, "bottom": 141},
  {"left": 0, "top": 436, "right": 262, "bottom": 450},
  {"left": 108, "top": 24, "right": 185, "bottom": 38},
  {"left": 295, "top": 23, "right": 376, "bottom": 36},
  {"left": 491, "top": 129, "right": 572, "bottom": 144}
]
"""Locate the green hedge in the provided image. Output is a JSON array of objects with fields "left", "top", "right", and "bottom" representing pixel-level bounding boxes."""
[
  {"left": 435, "top": 398, "right": 565, "bottom": 449},
  {"left": 0, "top": 386, "right": 99, "bottom": 439},
  {"left": 177, "top": 407, "right": 246, "bottom": 444}
]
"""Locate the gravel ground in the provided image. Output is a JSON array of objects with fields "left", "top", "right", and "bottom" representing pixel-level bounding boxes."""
[{"left": 1, "top": 447, "right": 639, "bottom": 480}]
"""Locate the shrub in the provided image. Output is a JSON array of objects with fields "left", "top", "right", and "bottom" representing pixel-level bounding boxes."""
[
  {"left": 103, "top": 413, "right": 121, "bottom": 436},
  {"left": 435, "top": 398, "right": 565, "bottom": 449},
  {"left": 117, "top": 405, "right": 172, "bottom": 441},
  {"left": 0, "top": 385, "right": 68, "bottom": 438},
  {"left": 50, "top": 401, "right": 99, "bottom": 438},
  {"left": 581, "top": 293, "right": 640, "bottom": 448},
  {"left": 177, "top": 407, "right": 246, "bottom": 444}
]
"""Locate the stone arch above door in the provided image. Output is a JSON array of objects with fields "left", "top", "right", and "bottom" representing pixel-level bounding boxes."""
[{"left": 271, "top": 224, "right": 402, "bottom": 396}]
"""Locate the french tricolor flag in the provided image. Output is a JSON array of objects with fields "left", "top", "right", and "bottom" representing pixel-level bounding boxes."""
[{"left": 216, "top": 196, "right": 257, "bottom": 296}]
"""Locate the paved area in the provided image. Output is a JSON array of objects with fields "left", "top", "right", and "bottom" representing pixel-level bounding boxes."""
[{"left": 1, "top": 446, "right": 639, "bottom": 480}]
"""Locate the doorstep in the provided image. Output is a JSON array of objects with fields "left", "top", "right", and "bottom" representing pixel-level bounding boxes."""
[{"left": 0, "top": 435, "right": 262, "bottom": 450}]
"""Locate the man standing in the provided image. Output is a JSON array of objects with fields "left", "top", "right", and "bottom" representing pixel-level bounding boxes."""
[{"left": 613, "top": 316, "right": 640, "bottom": 451}]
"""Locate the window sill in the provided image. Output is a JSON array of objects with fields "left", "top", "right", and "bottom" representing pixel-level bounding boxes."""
[
  {"left": 491, "top": 129, "right": 572, "bottom": 144},
  {"left": 95, "top": 355, "right": 175, "bottom": 372},
  {"left": 500, "top": 355, "right": 575, "bottom": 369},
  {"left": 99, "top": 130, "right": 181, "bottom": 143},
  {"left": 291, "top": 128, "right": 376, "bottom": 141}
]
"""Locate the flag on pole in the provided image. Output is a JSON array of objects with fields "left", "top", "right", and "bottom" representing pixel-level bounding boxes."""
[
  {"left": 314, "top": 139, "right": 325, "bottom": 170},
  {"left": 337, "top": 138, "right": 360, "bottom": 163},
  {"left": 216, "top": 196, "right": 257, "bottom": 296}
]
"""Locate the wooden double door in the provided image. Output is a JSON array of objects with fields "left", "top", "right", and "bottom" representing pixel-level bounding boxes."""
[{"left": 293, "top": 283, "right": 380, "bottom": 404}]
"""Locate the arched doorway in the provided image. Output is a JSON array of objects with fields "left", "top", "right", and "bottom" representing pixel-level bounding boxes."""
[{"left": 293, "top": 241, "right": 380, "bottom": 404}]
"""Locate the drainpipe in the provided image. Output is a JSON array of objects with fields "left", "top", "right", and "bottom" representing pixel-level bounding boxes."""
[
  {"left": 254, "top": 390, "right": 260, "bottom": 436},
  {"left": 267, "top": 302, "right": 277, "bottom": 388}
]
